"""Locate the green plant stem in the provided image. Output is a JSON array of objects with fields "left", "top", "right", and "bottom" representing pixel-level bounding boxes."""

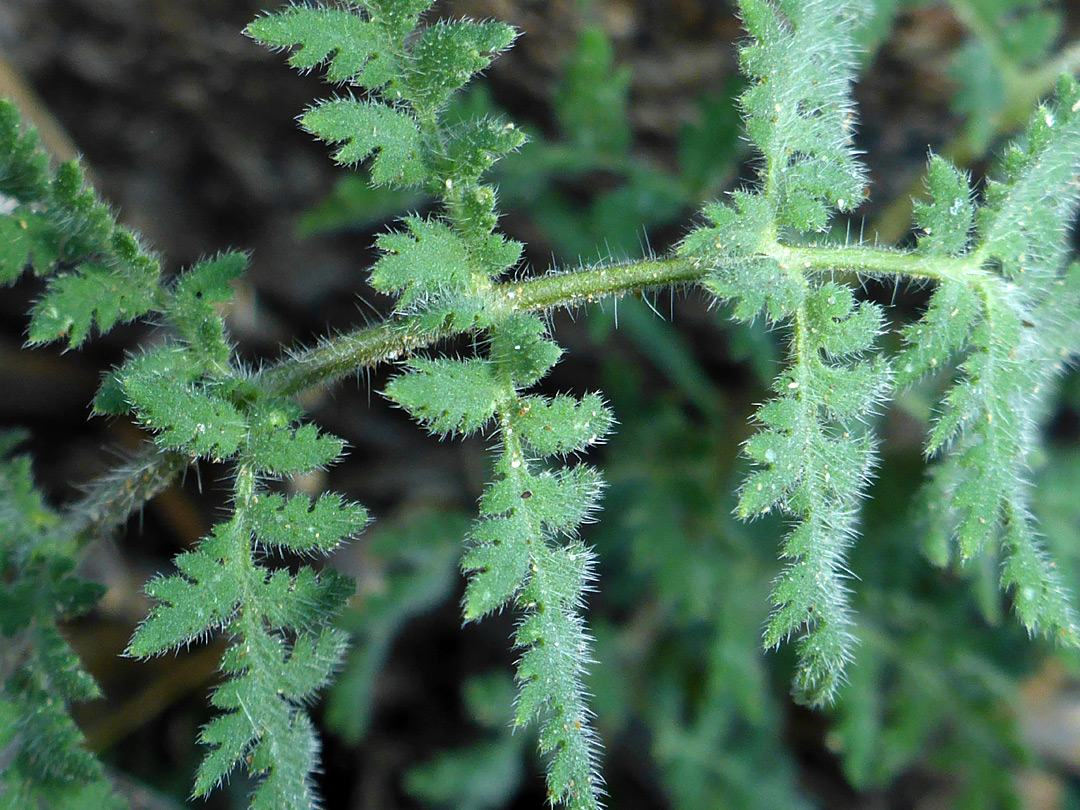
[
  {"left": 776, "top": 245, "right": 983, "bottom": 283},
  {"left": 61, "top": 243, "right": 986, "bottom": 551},
  {"left": 498, "top": 255, "right": 703, "bottom": 312},
  {"left": 270, "top": 246, "right": 977, "bottom": 395},
  {"left": 64, "top": 448, "right": 190, "bottom": 548}
]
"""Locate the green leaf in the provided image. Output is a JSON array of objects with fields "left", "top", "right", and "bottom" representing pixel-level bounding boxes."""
[
  {"left": 736, "top": 0, "right": 866, "bottom": 231},
  {"left": 249, "top": 491, "right": 368, "bottom": 553},
  {"left": 0, "top": 213, "right": 52, "bottom": 283},
  {"left": 914, "top": 154, "right": 975, "bottom": 257},
  {"left": 258, "top": 567, "right": 355, "bottom": 632},
  {"left": 516, "top": 393, "right": 614, "bottom": 457},
  {"left": 278, "top": 627, "right": 351, "bottom": 700},
  {"left": 405, "top": 20, "right": 517, "bottom": 111},
  {"left": 461, "top": 514, "right": 532, "bottom": 619},
  {"left": 32, "top": 623, "right": 100, "bottom": 701},
  {"left": 488, "top": 314, "right": 563, "bottom": 388},
  {"left": 679, "top": 193, "right": 804, "bottom": 322},
  {"left": 478, "top": 463, "right": 602, "bottom": 531},
  {"left": 369, "top": 217, "right": 478, "bottom": 309},
  {"left": 246, "top": 6, "right": 386, "bottom": 85},
  {"left": 247, "top": 714, "right": 320, "bottom": 810},
  {"left": 444, "top": 116, "right": 527, "bottom": 186},
  {"left": 127, "top": 541, "right": 241, "bottom": 657},
  {"left": 199, "top": 623, "right": 345, "bottom": 808},
  {"left": 895, "top": 280, "right": 980, "bottom": 386},
  {"left": 12, "top": 686, "right": 103, "bottom": 783},
  {"left": 385, "top": 356, "right": 502, "bottom": 436},
  {"left": 806, "top": 284, "right": 883, "bottom": 357},
  {"left": 731, "top": 266, "right": 889, "bottom": 703},
  {"left": 122, "top": 373, "right": 246, "bottom": 460},
  {"left": 301, "top": 99, "right": 426, "bottom": 186},
  {"left": 246, "top": 421, "right": 346, "bottom": 475},
  {"left": 513, "top": 541, "right": 602, "bottom": 810},
  {"left": 978, "top": 76, "right": 1080, "bottom": 289},
  {"left": 194, "top": 711, "right": 258, "bottom": 795},
  {"left": 168, "top": 252, "right": 247, "bottom": 361},
  {"left": 28, "top": 260, "right": 159, "bottom": 347},
  {"left": 0, "top": 99, "right": 50, "bottom": 201}
]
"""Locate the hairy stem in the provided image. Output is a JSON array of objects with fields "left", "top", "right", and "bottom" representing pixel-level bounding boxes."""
[
  {"left": 275, "top": 246, "right": 976, "bottom": 395},
  {"left": 62, "top": 243, "right": 988, "bottom": 550}
]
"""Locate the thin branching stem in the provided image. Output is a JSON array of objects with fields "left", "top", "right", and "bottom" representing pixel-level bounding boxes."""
[{"left": 59, "top": 242, "right": 998, "bottom": 551}]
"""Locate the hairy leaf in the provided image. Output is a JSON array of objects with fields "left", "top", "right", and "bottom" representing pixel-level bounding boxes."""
[
  {"left": 29, "top": 257, "right": 159, "bottom": 347},
  {"left": 386, "top": 356, "right": 502, "bottom": 436},
  {"left": 978, "top": 76, "right": 1080, "bottom": 291},
  {"left": 302, "top": 99, "right": 426, "bottom": 186},
  {"left": 516, "top": 393, "right": 615, "bottom": 457},
  {"left": 915, "top": 154, "right": 976, "bottom": 257},
  {"left": 123, "top": 374, "right": 246, "bottom": 460},
  {"left": 168, "top": 252, "right": 247, "bottom": 363},
  {"left": 405, "top": 20, "right": 517, "bottom": 110},
  {"left": 246, "top": 6, "right": 386, "bottom": 85},
  {"left": 737, "top": 0, "right": 867, "bottom": 230},
  {"left": 370, "top": 216, "right": 479, "bottom": 309},
  {"left": 489, "top": 314, "right": 564, "bottom": 388},
  {"left": 679, "top": 192, "right": 803, "bottom": 321},
  {"left": 0, "top": 99, "right": 50, "bottom": 201},
  {"left": 127, "top": 533, "right": 242, "bottom": 657},
  {"left": 444, "top": 116, "right": 528, "bottom": 186},
  {"left": 249, "top": 491, "right": 369, "bottom": 553},
  {"left": 246, "top": 420, "right": 346, "bottom": 475},
  {"left": 258, "top": 567, "right": 356, "bottom": 632}
]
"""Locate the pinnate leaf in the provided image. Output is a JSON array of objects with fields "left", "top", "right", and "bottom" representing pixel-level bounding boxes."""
[
  {"left": 680, "top": 195, "right": 803, "bottom": 322},
  {"left": 246, "top": 6, "right": 384, "bottom": 85},
  {"left": 806, "top": 284, "right": 883, "bottom": 357},
  {"left": 895, "top": 280, "right": 980, "bottom": 386},
  {"left": 168, "top": 252, "right": 247, "bottom": 358},
  {"left": 198, "top": 621, "right": 346, "bottom": 806},
  {"left": 737, "top": 0, "right": 866, "bottom": 230},
  {"left": 1002, "top": 515, "right": 1080, "bottom": 644},
  {"left": 195, "top": 711, "right": 257, "bottom": 795},
  {"left": 385, "top": 357, "right": 502, "bottom": 436},
  {"left": 370, "top": 217, "right": 478, "bottom": 308},
  {"left": 0, "top": 213, "right": 54, "bottom": 283},
  {"left": 128, "top": 544, "right": 241, "bottom": 657},
  {"left": 513, "top": 541, "right": 601, "bottom": 809},
  {"left": 258, "top": 567, "right": 355, "bottom": 632},
  {"left": 0, "top": 99, "right": 50, "bottom": 201},
  {"left": 489, "top": 314, "right": 563, "bottom": 388},
  {"left": 302, "top": 99, "right": 426, "bottom": 186},
  {"left": 445, "top": 116, "right": 527, "bottom": 185},
  {"left": 978, "top": 76, "right": 1080, "bottom": 287},
  {"left": 915, "top": 154, "right": 975, "bottom": 257},
  {"left": 246, "top": 421, "right": 346, "bottom": 475},
  {"left": 123, "top": 374, "right": 246, "bottom": 460},
  {"left": 516, "top": 393, "right": 614, "bottom": 457},
  {"left": 247, "top": 714, "right": 321, "bottom": 810},
  {"left": 29, "top": 260, "right": 159, "bottom": 347},
  {"left": 461, "top": 514, "right": 532, "bottom": 619},
  {"left": 406, "top": 21, "right": 517, "bottom": 110},
  {"left": 250, "top": 491, "right": 369, "bottom": 553}
]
